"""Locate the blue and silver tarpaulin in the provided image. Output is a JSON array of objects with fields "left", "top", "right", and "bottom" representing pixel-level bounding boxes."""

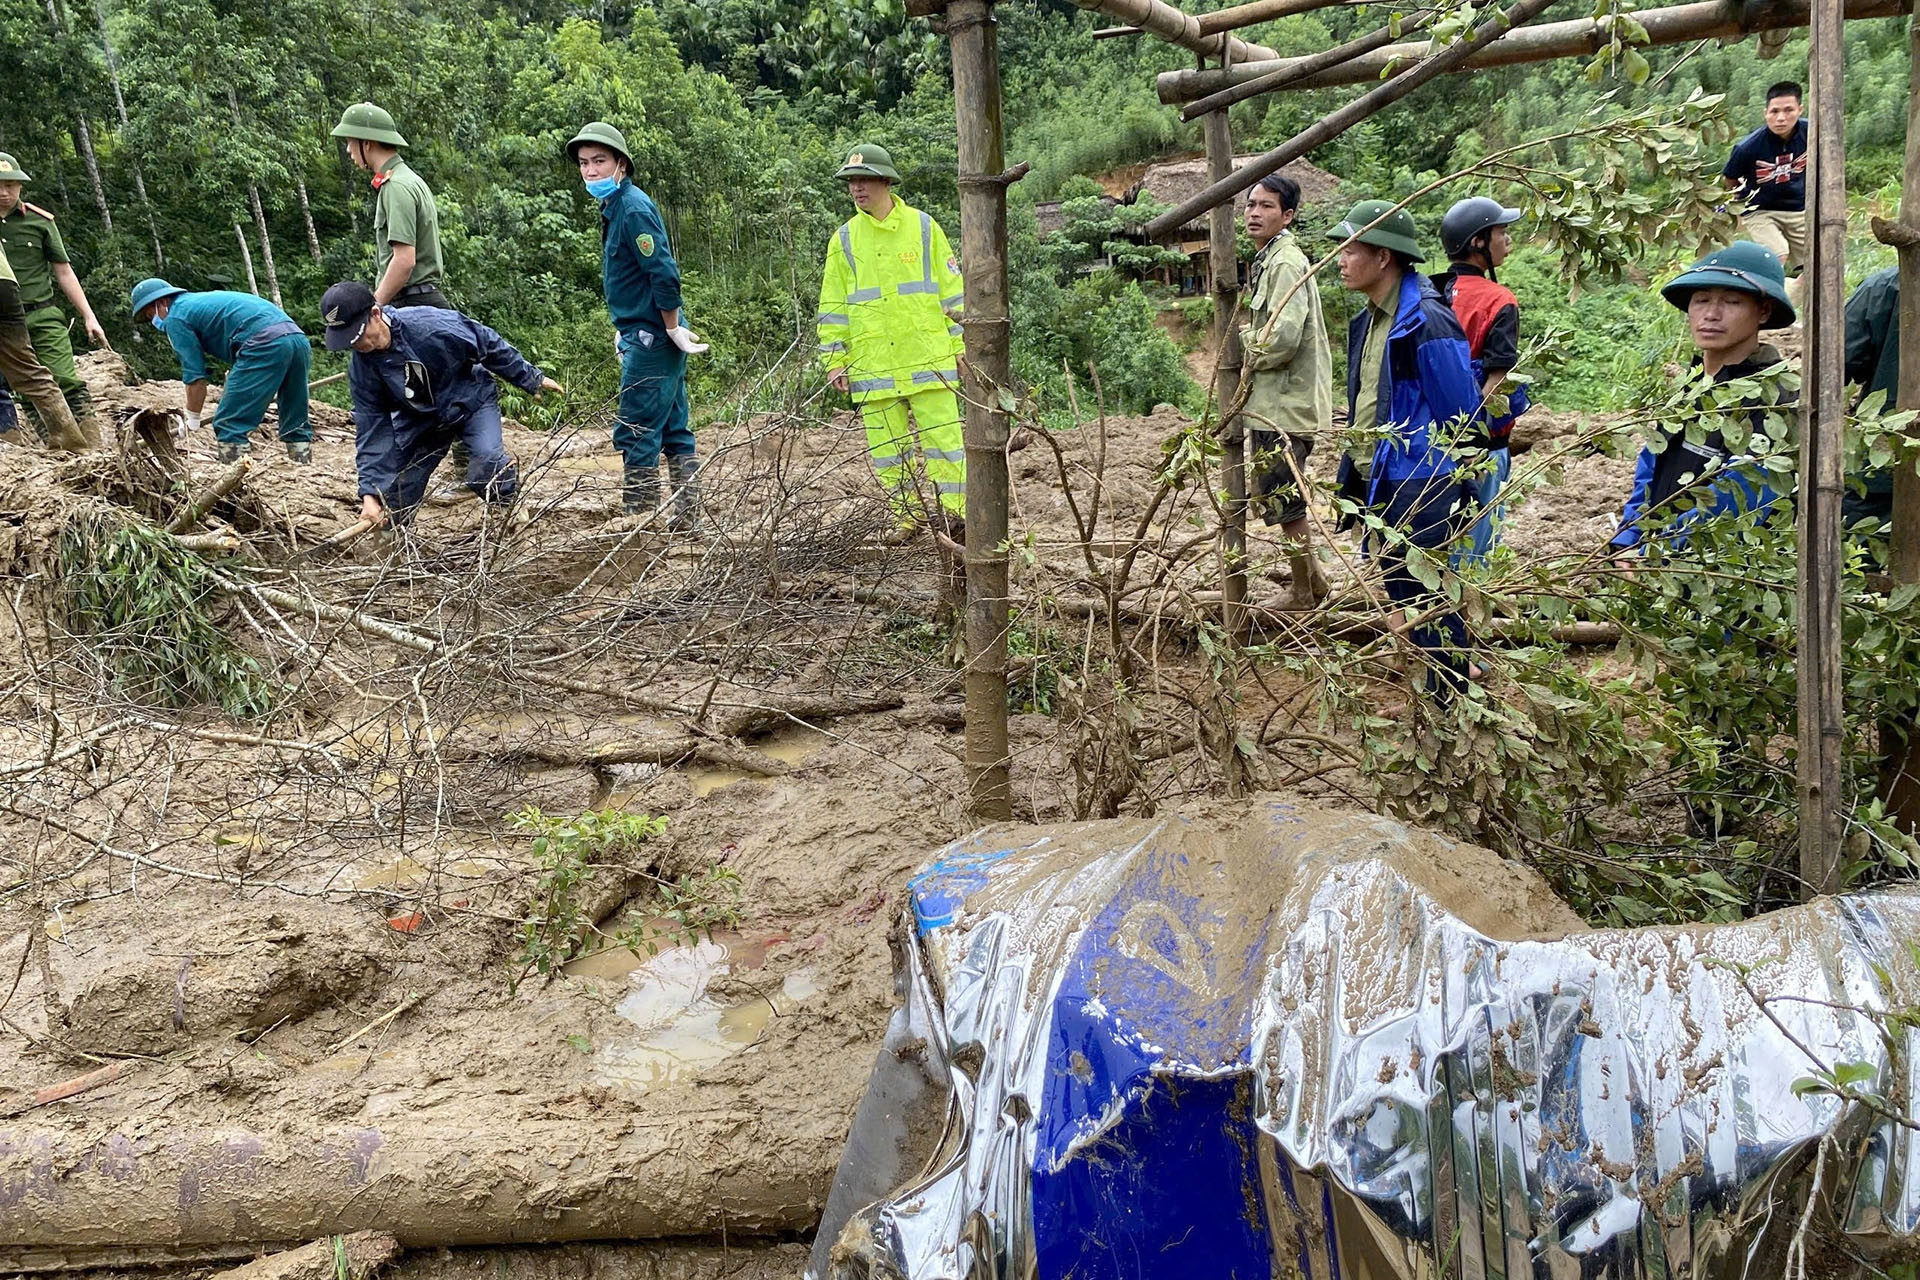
[{"left": 811, "top": 801, "right": 1920, "bottom": 1278}]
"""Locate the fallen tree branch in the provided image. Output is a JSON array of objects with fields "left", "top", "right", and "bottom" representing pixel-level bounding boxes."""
[
  {"left": 209, "top": 1231, "right": 400, "bottom": 1280},
  {"left": 0, "top": 1061, "right": 128, "bottom": 1117},
  {"left": 708, "top": 692, "right": 906, "bottom": 737},
  {"left": 327, "top": 993, "right": 424, "bottom": 1057},
  {"left": 232, "top": 581, "right": 697, "bottom": 716},
  {"left": 165, "top": 458, "right": 251, "bottom": 534}
]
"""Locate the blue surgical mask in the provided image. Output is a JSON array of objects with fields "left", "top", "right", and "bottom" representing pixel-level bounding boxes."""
[
  {"left": 585, "top": 175, "right": 620, "bottom": 200},
  {"left": 150, "top": 314, "right": 166, "bottom": 331}
]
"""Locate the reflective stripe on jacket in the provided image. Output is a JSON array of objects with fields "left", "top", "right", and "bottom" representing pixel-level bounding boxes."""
[{"left": 817, "top": 200, "right": 964, "bottom": 401}]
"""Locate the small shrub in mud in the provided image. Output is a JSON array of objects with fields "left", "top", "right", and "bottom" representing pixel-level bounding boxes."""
[
  {"left": 57, "top": 510, "right": 273, "bottom": 716},
  {"left": 507, "top": 806, "right": 743, "bottom": 990}
]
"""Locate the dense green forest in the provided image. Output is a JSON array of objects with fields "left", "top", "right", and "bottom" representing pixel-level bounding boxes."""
[{"left": 0, "top": 0, "right": 1911, "bottom": 419}]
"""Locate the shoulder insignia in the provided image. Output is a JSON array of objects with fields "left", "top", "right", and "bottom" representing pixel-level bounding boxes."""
[
  {"left": 946, "top": 257, "right": 959, "bottom": 275},
  {"left": 22, "top": 202, "right": 55, "bottom": 221},
  {"left": 636, "top": 233, "right": 655, "bottom": 258}
]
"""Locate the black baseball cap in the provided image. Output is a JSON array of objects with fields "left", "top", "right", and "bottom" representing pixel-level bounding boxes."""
[{"left": 321, "top": 280, "right": 378, "bottom": 351}]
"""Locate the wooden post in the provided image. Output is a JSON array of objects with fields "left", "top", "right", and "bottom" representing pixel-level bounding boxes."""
[
  {"left": 1144, "top": 0, "right": 1560, "bottom": 238},
  {"left": 1885, "top": 13, "right": 1920, "bottom": 584},
  {"left": 1875, "top": 12, "right": 1920, "bottom": 830},
  {"left": 1204, "top": 110, "right": 1248, "bottom": 633},
  {"left": 1798, "top": 0, "right": 1846, "bottom": 896},
  {"left": 950, "top": 0, "right": 1014, "bottom": 822}
]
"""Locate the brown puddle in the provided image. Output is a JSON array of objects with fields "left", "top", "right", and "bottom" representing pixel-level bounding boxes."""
[{"left": 683, "top": 725, "right": 827, "bottom": 798}]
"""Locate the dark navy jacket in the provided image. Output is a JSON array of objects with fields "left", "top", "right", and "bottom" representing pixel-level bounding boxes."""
[
  {"left": 1610, "top": 345, "right": 1794, "bottom": 553},
  {"left": 348, "top": 305, "right": 544, "bottom": 497},
  {"left": 599, "top": 177, "right": 683, "bottom": 337},
  {"left": 1335, "top": 271, "right": 1483, "bottom": 507}
]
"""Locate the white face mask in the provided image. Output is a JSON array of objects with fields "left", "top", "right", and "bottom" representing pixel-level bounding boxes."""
[{"left": 151, "top": 313, "right": 167, "bottom": 330}]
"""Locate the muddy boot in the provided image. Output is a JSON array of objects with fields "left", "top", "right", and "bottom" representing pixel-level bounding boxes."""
[
  {"left": 216, "top": 440, "right": 251, "bottom": 464},
  {"left": 1281, "top": 550, "right": 1330, "bottom": 610},
  {"left": 36, "top": 398, "right": 89, "bottom": 453},
  {"left": 666, "top": 453, "right": 702, "bottom": 533},
  {"left": 65, "top": 389, "right": 104, "bottom": 450},
  {"left": 286, "top": 440, "right": 313, "bottom": 464},
  {"left": 622, "top": 462, "right": 660, "bottom": 517}
]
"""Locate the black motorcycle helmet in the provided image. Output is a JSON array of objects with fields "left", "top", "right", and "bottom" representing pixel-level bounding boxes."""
[{"left": 1440, "top": 196, "right": 1522, "bottom": 262}]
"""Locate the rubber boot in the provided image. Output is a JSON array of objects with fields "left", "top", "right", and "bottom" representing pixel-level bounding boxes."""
[
  {"left": 286, "top": 440, "right": 312, "bottom": 464},
  {"left": 622, "top": 462, "right": 660, "bottom": 517},
  {"left": 66, "top": 389, "right": 104, "bottom": 450},
  {"left": 666, "top": 453, "right": 702, "bottom": 533},
  {"left": 217, "top": 440, "right": 251, "bottom": 464},
  {"left": 37, "top": 399, "right": 89, "bottom": 453},
  {"left": 1282, "top": 549, "right": 1330, "bottom": 610}
]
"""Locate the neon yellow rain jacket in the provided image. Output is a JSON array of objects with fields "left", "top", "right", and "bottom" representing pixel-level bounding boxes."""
[{"left": 817, "top": 200, "right": 965, "bottom": 402}]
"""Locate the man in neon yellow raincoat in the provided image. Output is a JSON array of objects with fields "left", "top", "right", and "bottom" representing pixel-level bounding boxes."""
[{"left": 817, "top": 144, "right": 967, "bottom": 534}]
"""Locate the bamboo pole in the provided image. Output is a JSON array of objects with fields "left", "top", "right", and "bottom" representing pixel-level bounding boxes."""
[
  {"left": 1180, "top": 10, "right": 1436, "bottom": 121},
  {"left": 1065, "top": 0, "right": 1279, "bottom": 63},
  {"left": 1798, "top": 0, "right": 1846, "bottom": 895},
  {"left": 1158, "top": 0, "right": 1908, "bottom": 101},
  {"left": 950, "top": 0, "right": 1015, "bottom": 822},
  {"left": 1872, "top": 12, "right": 1920, "bottom": 831},
  {"left": 1195, "top": 0, "right": 1358, "bottom": 34},
  {"left": 1146, "top": 0, "right": 1561, "bottom": 238},
  {"left": 1204, "top": 111, "right": 1249, "bottom": 634}
]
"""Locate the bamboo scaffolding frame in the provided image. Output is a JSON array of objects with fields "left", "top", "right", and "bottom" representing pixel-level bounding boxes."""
[
  {"left": 1146, "top": 0, "right": 1562, "bottom": 238},
  {"left": 1067, "top": 0, "right": 1279, "bottom": 62},
  {"left": 1158, "top": 0, "right": 1907, "bottom": 101}
]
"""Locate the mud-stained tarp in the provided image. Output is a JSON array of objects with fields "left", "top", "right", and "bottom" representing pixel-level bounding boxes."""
[{"left": 814, "top": 799, "right": 1920, "bottom": 1279}]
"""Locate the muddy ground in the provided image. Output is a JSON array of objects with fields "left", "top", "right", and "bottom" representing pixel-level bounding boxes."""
[{"left": 0, "top": 351, "right": 1633, "bottom": 1278}]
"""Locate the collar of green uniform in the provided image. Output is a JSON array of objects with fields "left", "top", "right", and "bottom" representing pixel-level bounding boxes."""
[{"left": 379, "top": 153, "right": 405, "bottom": 176}]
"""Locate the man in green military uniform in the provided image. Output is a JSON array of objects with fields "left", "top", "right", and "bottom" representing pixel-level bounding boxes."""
[
  {"left": 0, "top": 152, "right": 107, "bottom": 446},
  {"left": 329, "top": 104, "right": 449, "bottom": 311},
  {"left": 0, "top": 244, "right": 88, "bottom": 452}
]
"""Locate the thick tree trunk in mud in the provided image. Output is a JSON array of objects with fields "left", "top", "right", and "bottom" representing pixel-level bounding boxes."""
[{"left": 0, "top": 1113, "right": 821, "bottom": 1265}]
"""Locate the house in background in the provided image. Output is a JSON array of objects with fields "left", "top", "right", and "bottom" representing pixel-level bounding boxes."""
[{"left": 1035, "top": 155, "right": 1340, "bottom": 295}]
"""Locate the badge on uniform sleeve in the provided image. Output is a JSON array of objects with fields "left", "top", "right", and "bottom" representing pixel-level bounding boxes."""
[
  {"left": 947, "top": 257, "right": 959, "bottom": 274},
  {"left": 636, "top": 233, "right": 655, "bottom": 257}
]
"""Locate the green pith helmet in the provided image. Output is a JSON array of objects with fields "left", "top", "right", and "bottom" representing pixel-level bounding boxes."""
[
  {"left": 565, "top": 121, "right": 633, "bottom": 169},
  {"left": 1327, "top": 198, "right": 1425, "bottom": 263},
  {"left": 330, "top": 102, "right": 408, "bottom": 148},
  {"left": 1660, "top": 240, "right": 1796, "bottom": 329},
  {"left": 835, "top": 143, "right": 901, "bottom": 183},
  {"left": 0, "top": 153, "right": 28, "bottom": 183},
  {"left": 129, "top": 277, "right": 187, "bottom": 317}
]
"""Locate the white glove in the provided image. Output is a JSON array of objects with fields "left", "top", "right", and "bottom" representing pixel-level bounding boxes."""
[
  {"left": 184, "top": 409, "right": 201, "bottom": 430},
  {"left": 613, "top": 330, "right": 624, "bottom": 356},
  {"left": 667, "top": 325, "right": 708, "bottom": 355}
]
